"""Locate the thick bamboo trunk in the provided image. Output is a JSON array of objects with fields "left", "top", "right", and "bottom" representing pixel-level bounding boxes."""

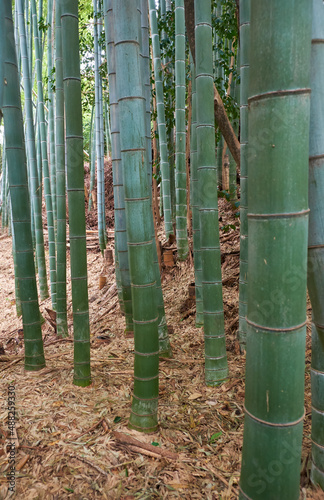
[
  {"left": 2, "top": 0, "right": 45, "bottom": 371},
  {"left": 239, "top": 1, "right": 312, "bottom": 498},
  {"left": 114, "top": 0, "right": 159, "bottom": 432},
  {"left": 140, "top": 0, "right": 172, "bottom": 358},
  {"left": 103, "top": 0, "right": 133, "bottom": 331}
]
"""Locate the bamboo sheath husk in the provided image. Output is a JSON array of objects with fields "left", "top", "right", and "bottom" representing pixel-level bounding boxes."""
[
  {"left": 308, "top": 0, "right": 324, "bottom": 489},
  {"left": 239, "top": 1, "right": 312, "bottom": 498}
]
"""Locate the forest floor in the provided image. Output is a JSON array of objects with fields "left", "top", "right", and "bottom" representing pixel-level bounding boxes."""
[{"left": 0, "top": 160, "right": 322, "bottom": 499}]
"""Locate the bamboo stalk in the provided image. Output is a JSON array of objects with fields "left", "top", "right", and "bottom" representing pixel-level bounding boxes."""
[
  {"left": 113, "top": 0, "right": 159, "bottom": 432},
  {"left": 195, "top": 0, "right": 229, "bottom": 385},
  {"left": 175, "top": 0, "right": 189, "bottom": 261},
  {"left": 308, "top": 0, "right": 324, "bottom": 490},
  {"left": 239, "top": 1, "right": 312, "bottom": 497},
  {"left": 2, "top": 0, "right": 45, "bottom": 371},
  {"left": 60, "top": 0, "right": 91, "bottom": 387}
]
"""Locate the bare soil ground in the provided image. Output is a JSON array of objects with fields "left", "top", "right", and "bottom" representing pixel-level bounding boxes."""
[{"left": 0, "top": 162, "right": 322, "bottom": 499}]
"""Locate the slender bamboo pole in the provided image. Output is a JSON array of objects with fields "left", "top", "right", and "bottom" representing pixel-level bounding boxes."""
[
  {"left": 60, "top": 0, "right": 91, "bottom": 387},
  {"left": 239, "top": 1, "right": 312, "bottom": 497},
  {"left": 88, "top": 104, "right": 95, "bottom": 212},
  {"left": 55, "top": 0, "right": 68, "bottom": 337},
  {"left": 93, "top": 0, "right": 106, "bottom": 252},
  {"left": 175, "top": 0, "right": 188, "bottom": 260},
  {"left": 31, "top": 0, "right": 57, "bottom": 309},
  {"left": 47, "top": 0, "right": 57, "bottom": 234},
  {"left": 237, "top": 0, "right": 250, "bottom": 351},
  {"left": 308, "top": 0, "right": 324, "bottom": 489},
  {"left": 17, "top": 0, "right": 49, "bottom": 302},
  {"left": 113, "top": 0, "right": 159, "bottom": 432},
  {"left": 195, "top": 0, "right": 228, "bottom": 385},
  {"left": 148, "top": 0, "right": 173, "bottom": 239},
  {"left": 190, "top": 60, "right": 203, "bottom": 327},
  {"left": 2, "top": 0, "right": 45, "bottom": 371}
]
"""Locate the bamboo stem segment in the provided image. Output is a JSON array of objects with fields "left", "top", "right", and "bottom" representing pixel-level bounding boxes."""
[
  {"left": 113, "top": 0, "right": 159, "bottom": 432},
  {"left": 308, "top": 0, "right": 324, "bottom": 490},
  {"left": 2, "top": 0, "right": 45, "bottom": 371},
  {"left": 195, "top": 0, "right": 228, "bottom": 386},
  {"left": 239, "top": 1, "right": 312, "bottom": 498},
  {"left": 60, "top": 0, "right": 91, "bottom": 387}
]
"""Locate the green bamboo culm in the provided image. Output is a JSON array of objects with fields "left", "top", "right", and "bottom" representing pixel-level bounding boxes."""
[
  {"left": 308, "top": 0, "right": 324, "bottom": 489},
  {"left": 140, "top": 0, "right": 172, "bottom": 358},
  {"left": 237, "top": 0, "right": 250, "bottom": 351},
  {"left": 148, "top": 0, "right": 173, "bottom": 240},
  {"left": 195, "top": 0, "right": 229, "bottom": 386},
  {"left": 228, "top": 57, "right": 240, "bottom": 202},
  {"left": 215, "top": 2, "right": 224, "bottom": 189},
  {"left": 17, "top": 0, "right": 49, "bottom": 302},
  {"left": 2, "top": 0, "right": 45, "bottom": 371},
  {"left": 47, "top": 0, "right": 57, "bottom": 235},
  {"left": 55, "top": 0, "right": 68, "bottom": 337},
  {"left": 11, "top": 224, "right": 22, "bottom": 318},
  {"left": 88, "top": 104, "right": 96, "bottom": 213},
  {"left": 60, "top": 0, "right": 91, "bottom": 387},
  {"left": 103, "top": 0, "right": 133, "bottom": 331},
  {"left": 31, "top": 0, "right": 57, "bottom": 309},
  {"left": 175, "top": 0, "right": 188, "bottom": 260},
  {"left": 113, "top": 0, "right": 159, "bottom": 432},
  {"left": 93, "top": 0, "right": 106, "bottom": 253},
  {"left": 1, "top": 147, "right": 8, "bottom": 230},
  {"left": 190, "top": 60, "right": 203, "bottom": 327},
  {"left": 239, "top": 1, "right": 312, "bottom": 498}
]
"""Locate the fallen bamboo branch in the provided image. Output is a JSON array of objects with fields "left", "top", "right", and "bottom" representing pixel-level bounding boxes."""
[{"left": 113, "top": 431, "right": 178, "bottom": 460}]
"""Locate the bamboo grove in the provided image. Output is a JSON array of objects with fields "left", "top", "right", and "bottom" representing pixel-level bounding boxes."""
[{"left": 0, "top": 0, "right": 323, "bottom": 497}]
